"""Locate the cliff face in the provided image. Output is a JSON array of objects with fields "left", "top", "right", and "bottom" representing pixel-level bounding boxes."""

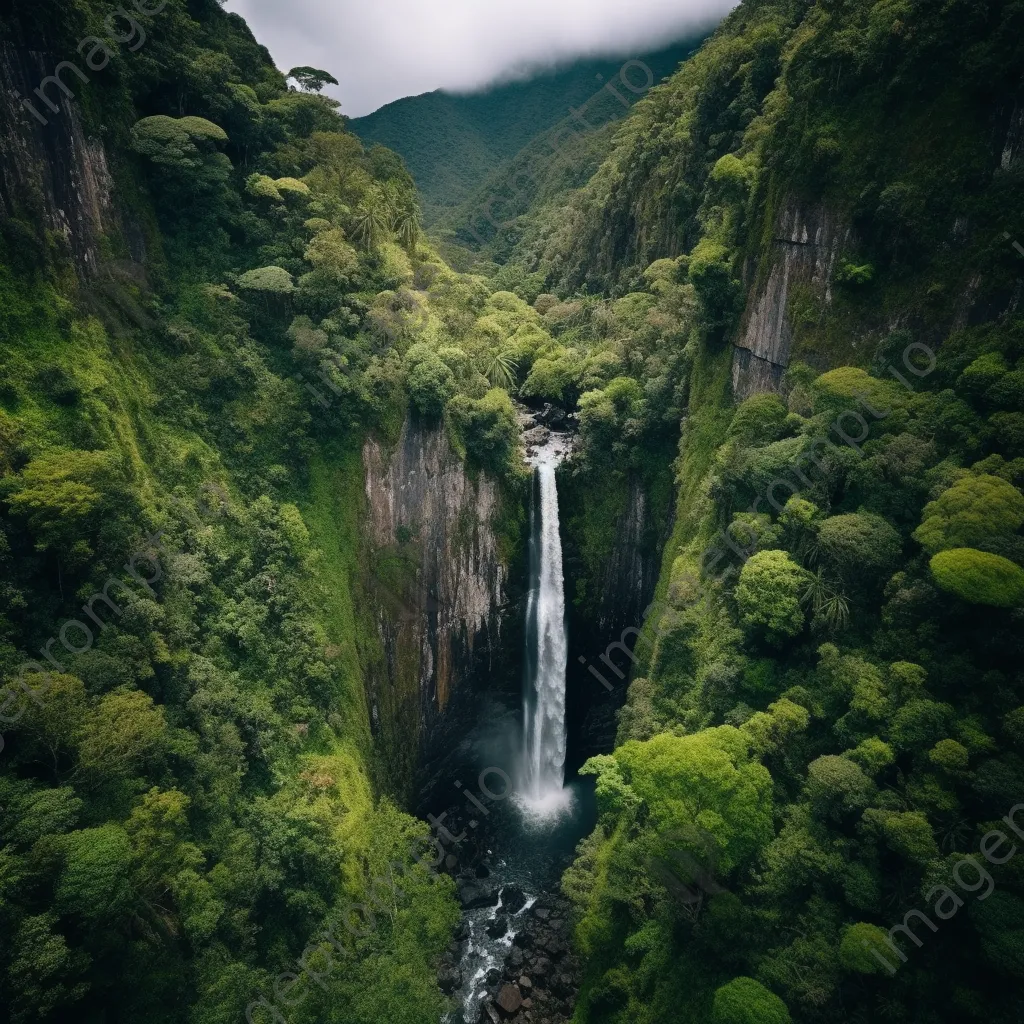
[
  {"left": 560, "top": 465, "right": 672, "bottom": 771},
  {"left": 586, "top": 473, "right": 664, "bottom": 633},
  {"left": 0, "top": 41, "right": 143, "bottom": 276},
  {"left": 732, "top": 198, "right": 851, "bottom": 400},
  {"left": 362, "top": 416, "right": 520, "bottom": 784}
]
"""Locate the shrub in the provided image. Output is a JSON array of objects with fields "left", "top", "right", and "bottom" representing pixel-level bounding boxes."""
[
  {"left": 405, "top": 349, "right": 456, "bottom": 418},
  {"left": 728, "top": 393, "right": 788, "bottom": 447},
  {"left": 914, "top": 475, "right": 1024, "bottom": 554},
  {"left": 736, "top": 551, "right": 809, "bottom": 642},
  {"left": 929, "top": 548, "right": 1024, "bottom": 608},
  {"left": 929, "top": 739, "right": 969, "bottom": 772},
  {"left": 237, "top": 266, "right": 296, "bottom": 295},
  {"left": 834, "top": 260, "right": 875, "bottom": 285},
  {"left": 447, "top": 389, "right": 521, "bottom": 475},
  {"left": 712, "top": 977, "right": 791, "bottom": 1024},
  {"left": 817, "top": 512, "right": 901, "bottom": 584},
  {"left": 840, "top": 923, "right": 894, "bottom": 974}
]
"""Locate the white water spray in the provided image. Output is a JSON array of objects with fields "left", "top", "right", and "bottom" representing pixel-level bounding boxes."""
[{"left": 520, "top": 461, "right": 570, "bottom": 814}]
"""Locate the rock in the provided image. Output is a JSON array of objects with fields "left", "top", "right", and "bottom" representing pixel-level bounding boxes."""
[
  {"left": 475, "top": 862, "right": 491, "bottom": 879},
  {"left": 507, "top": 947, "right": 525, "bottom": 971},
  {"left": 496, "top": 984, "right": 523, "bottom": 1016},
  {"left": 445, "top": 854, "right": 459, "bottom": 871},
  {"left": 513, "top": 930, "right": 533, "bottom": 948},
  {"left": 437, "top": 963, "right": 463, "bottom": 994},
  {"left": 500, "top": 884, "right": 527, "bottom": 913},
  {"left": 458, "top": 880, "right": 499, "bottom": 909},
  {"left": 486, "top": 915, "right": 509, "bottom": 939},
  {"left": 480, "top": 1004, "right": 501, "bottom": 1024},
  {"left": 519, "top": 976, "right": 533, "bottom": 992},
  {"left": 551, "top": 972, "right": 574, "bottom": 997},
  {"left": 486, "top": 967, "right": 501, "bottom": 985},
  {"left": 531, "top": 956, "right": 551, "bottom": 978},
  {"left": 533, "top": 907, "right": 550, "bottom": 920}
]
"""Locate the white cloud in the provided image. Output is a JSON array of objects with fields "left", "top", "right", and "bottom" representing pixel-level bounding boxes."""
[{"left": 225, "top": 0, "right": 738, "bottom": 117}]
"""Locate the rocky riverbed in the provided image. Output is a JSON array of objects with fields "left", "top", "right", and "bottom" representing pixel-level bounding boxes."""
[
  {"left": 517, "top": 403, "right": 575, "bottom": 468},
  {"left": 437, "top": 876, "right": 580, "bottom": 1024}
]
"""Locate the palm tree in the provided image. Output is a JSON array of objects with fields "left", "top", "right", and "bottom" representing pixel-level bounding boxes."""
[
  {"left": 350, "top": 188, "right": 391, "bottom": 249},
  {"left": 393, "top": 205, "right": 421, "bottom": 249},
  {"left": 485, "top": 350, "right": 518, "bottom": 390},
  {"left": 802, "top": 570, "right": 850, "bottom": 631},
  {"left": 378, "top": 180, "right": 420, "bottom": 250}
]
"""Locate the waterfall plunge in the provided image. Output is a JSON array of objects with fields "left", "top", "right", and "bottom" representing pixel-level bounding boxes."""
[{"left": 520, "top": 462, "right": 571, "bottom": 816}]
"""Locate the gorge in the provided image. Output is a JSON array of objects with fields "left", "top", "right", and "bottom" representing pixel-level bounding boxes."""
[{"left": 1, "top": 2, "right": 1023, "bottom": 1024}]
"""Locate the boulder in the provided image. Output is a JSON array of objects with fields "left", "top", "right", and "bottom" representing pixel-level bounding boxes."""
[
  {"left": 531, "top": 956, "right": 552, "bottom": 978},
  {"left": 437, "top": 963, "right": 463, "bottom": 995},
  {"left": 518, "top": 976, "right": 533, "bottom": 992},
  {"left": 500, "top": 884, "right": 527, "bottom": 913},
  {"left": 486, "top": 915, "right": 509, "bottom": 939},
  {"left": 458, "top": 880, "right": 499, "bottom": 909},
  {"left": 495, "top": 984, "right": 523, "bottom": 1016}
]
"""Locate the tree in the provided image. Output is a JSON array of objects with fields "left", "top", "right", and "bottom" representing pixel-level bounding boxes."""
[
  {"left": 839, "top": 923, "right": 895, "bottom": 974},
  {"left": 55, "top": 825, "right": 133, "bottom": 920},
  {"left": 5, "top": 913, "right": 89, "bottom": 1023},
  {"left": 287, "top": 66, "right": 339, "bottom": 93},
  {"left": 5, "top": 449, "right": 115, "bottom": 565},
  {"left": 712, "top": 977, "right": 791, "bottom": 1024},
  {"left": 77, "top": 689, "right": 167, "bottom": 780},
  {"left": 447, "top": 389, "right": 521, "bottom": 475},
  {"left": 929, "top": 548, "right": 1024, "bottom": 607},
  {"left": 351, "top": 186, "right": 394, "bottom": 249},
  {"left": 405, "top": 347, "right": 456, "bottom": 418},
  {"left": 805, "top": 755, "right": 874, "bottom": 819},
  {"left": 484, "top": 349, "right": 518, "bottom": 389},
  {"left": 688, "top": 238, "right": 741, "bottom": 331},
  {"left": 914, "top": 474, "right": 1024, "bottom": 554},
  {"left": 736, "top": 551, "right": 809, "bottom": 642},
  {"left": 303, "top": 229, "right": 358, "bottom": 282},
  {"left": 728, "top": 393, "right": 788, "bottom": 447},
  {"left": 817, "top": 512, "right": 902, "bottom": 586},
  {"left": 130, "top": 115, "right": 228, "bottom": 172}
]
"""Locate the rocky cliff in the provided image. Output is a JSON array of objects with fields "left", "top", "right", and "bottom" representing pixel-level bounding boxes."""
[
  {"left": 0, "top": 40, "right": 143, "bottom": 276},
  {"left": 362, "top": 416, "right": 522, "bottom": 785},
  {"left": 731, "top": 197, "right": 851, "bottom": 400},
  {"left": 560, "top": 464, "right": 673, "bottom": 772}
]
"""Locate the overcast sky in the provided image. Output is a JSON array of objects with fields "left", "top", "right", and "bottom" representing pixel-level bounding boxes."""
[{"left": 226, "top": 0, "right": 739, "bottom": 117}]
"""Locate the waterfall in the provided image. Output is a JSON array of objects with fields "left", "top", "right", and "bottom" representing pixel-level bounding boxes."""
[{"left": 521, "top": 462, "right": 569, "bottom": 810}]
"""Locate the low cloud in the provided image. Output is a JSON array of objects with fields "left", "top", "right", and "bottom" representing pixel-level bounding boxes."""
[{"left": 226, "top": 0, "right": 738, "bottom": 117}]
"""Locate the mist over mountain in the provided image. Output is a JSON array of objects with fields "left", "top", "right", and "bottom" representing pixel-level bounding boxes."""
[{"left": 349, "top": 40, "right": 704, "bottom": 223}]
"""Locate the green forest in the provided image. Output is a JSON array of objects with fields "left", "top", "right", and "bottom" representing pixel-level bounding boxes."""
[{"left": 0, "top": 0, "right": 1023, "bottom": 1023}]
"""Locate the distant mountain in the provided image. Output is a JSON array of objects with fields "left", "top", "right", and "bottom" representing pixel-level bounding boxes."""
[{"left": 349, "top": 40, "right": 708, "bottom": 227}]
